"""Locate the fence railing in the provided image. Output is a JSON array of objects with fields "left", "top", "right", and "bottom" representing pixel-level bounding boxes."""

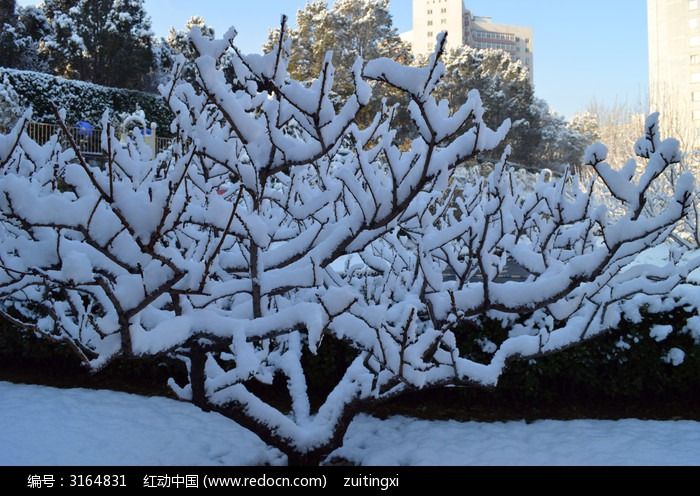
[
  {"left": 25, "top": 121, "right": 174, "bottom": 158},
  {"left": 156, "top": 137, "right": 174, "bottom": 154},
  {"left": 27, "top": 121, "right": 103, "bottom": 156}
]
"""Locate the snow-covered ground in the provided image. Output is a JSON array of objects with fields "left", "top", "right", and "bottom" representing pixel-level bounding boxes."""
[
  {"left": 2, "top": 382, "right": 700, "bottom": 466},
  {"left": 0, "top": 382, "right": 285, "bottom": 466},
  {"left": 336, "top": 416, "right": 700, "bottom": 466}
]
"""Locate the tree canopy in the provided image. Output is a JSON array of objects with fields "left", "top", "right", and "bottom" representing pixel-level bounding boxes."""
[
  {"left": 40, "top": 0, "right": 154, "bottom": 90},
  {"left": 0, "top": 1, "right": 50, "bottom": 71}
]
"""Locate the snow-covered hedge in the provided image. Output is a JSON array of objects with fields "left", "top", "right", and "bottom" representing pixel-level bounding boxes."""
[
  {"left": 2, "top": 307, "right": 698, "bottom": 409},
  {"left": 0, "top": 68, "right": 173, "bottom": 131},
  {"left": 0, "top": 75, "right": 24, "bottom": 132}
]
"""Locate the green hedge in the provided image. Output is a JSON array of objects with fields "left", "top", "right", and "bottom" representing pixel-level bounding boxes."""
[
  {"left": 301, "top": 310, "right": 700, "bottom": 407},
  {"left": 376, "top": 311, "right": 700, "bottom": 421},
  {"left": 0, "top": 319, "right": 185, "bottom": 397},
  {"left": 1, "top": 310, "right": 699, "bottom": 417},
  {"left": 0, "top": 68, "right": 173, "bottom": 133}
]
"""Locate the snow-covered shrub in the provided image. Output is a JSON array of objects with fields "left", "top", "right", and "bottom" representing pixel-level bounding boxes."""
[
  {"left": 0, "top": 68, "right": 172, "bottom": 131},
  {"left": 585, "top": 117, "right": 700, "bottom": 252},
  {"left": 0, "top": 24, "right": 696, "bottom": 465},
  {"left": 446, "top": 307, "right": 700, "bottom": 402},
  {"left": 115, "top": 107, "right": 147, "bottom": 134}
]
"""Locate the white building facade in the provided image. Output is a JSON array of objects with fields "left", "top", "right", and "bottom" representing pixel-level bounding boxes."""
[
  {"left": 648, "top": 0, "right": 700, "bottom": 148},
  {"left": 404, "top": 0, "right": 534, "bottom": 80}
]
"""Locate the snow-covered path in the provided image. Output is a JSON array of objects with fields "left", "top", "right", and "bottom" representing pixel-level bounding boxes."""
[{"left": 1, "top": 382, "right": 699, "bottom": 466}]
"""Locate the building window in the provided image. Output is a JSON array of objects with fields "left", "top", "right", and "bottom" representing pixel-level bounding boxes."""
[
  {"left": 441, "top": 19, "right": 447, "bottom": 24},
  {"left": 691, "top": 36, "right": 700, "bottom": 46},
  {"left": 691, "top": 72, "right": 700, "bottom": 82},
  {"left": 427, "top": 9, "right": 433, "bottom": 14},
  {"left": 691, "top": 19, "right": 700, "bottom": 29},
  {"left": 441, "top": 8, "right": 447, "bottom": 13},
  {"left": 428, "top": 31, "right": 433, "bottom": 38},
  {"left": 691, "top": 0, "right": 699, "bottom": 10},
  {"left": 693, "top": 92, "right": 700, "bottom": 101},
  {"left": 692, "top": 54, "right": 700, "bottom": 64},
  {"left": 693, "top": 110, "right": 700, "bottom": 120},
  {"left": 428, "top": 20, "right": 433, "bottom": 26},
  {"left": 473, "top": 30, "right": 517, "bottom": 42}
]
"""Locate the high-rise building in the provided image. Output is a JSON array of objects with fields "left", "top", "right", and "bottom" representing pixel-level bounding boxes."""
[
  {"left": 648, "top": 0, "right": 700, "bottom": 147},
  {"left": 402, "top": 0, "right": 534, "bottom": 80}
]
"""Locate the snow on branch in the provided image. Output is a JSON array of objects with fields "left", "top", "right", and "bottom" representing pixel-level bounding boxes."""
[{"left": 0, "top": 26, "right": 693, "bottom": 463}]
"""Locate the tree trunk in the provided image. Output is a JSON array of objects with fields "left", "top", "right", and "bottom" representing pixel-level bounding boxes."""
[
  {"left": 209, "top": 397, "right": 363, "bottom": 466},
  {"left": 285, "top": 451, "right": 327, "bottom": 467},
  {"left": 189, "top": 343, "right": 211, "bottom": 412}
]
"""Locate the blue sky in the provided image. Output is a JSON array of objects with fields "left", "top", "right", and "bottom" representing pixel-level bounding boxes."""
[{"left": 18, "top": 0, "right": 649, "bottom": 117}]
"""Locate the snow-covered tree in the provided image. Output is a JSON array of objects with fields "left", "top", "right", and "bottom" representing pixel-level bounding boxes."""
[
  {"left": 0, "top": 2, "right": 50, "bottom": 71},
  {"left": 569, "top": 111, "right": 601, "bottom": 144},
  {"left": 0, "top": 0, "right": 14, "bottom": 25},
  {"left": 584, "top": 100, "right": 648, "bottom": 168},
  {"left": 436, "top": 46, "right": 540, "bottom": 166},
  {"left": 264, "top": 0, "right": 413, "bottom": 134},
  {"left": 158, "top": 16, "right": 216, "bottom": 86},
  {"left": 40, "top": 0, "right": 154, "bottom": 90},
  {"left": 535, "top": 101, "right": 599, "bottom": 172},
  {"left": 0, "top": 24, "right": 695, "bottom": 465},
  {"left": 576, "top": 98, "right": 700, "bottom": 250},
  {"left": 0, "top": 0, "right": 21, "bottom": 69},
  {"left": 16, "top": 5, "right": 52, "bottom": 69},
  {"left": 166, "top": 16, "right": 215, "bottom": 56},
  {"left": 38, "top": 0, "right": 83, "bottom": 76},
  {"left": 0, "top": 75, "right": 24, "bottom": 132},
  {"left": 265, "top": 0, "right": 411, "bottom": 98}
]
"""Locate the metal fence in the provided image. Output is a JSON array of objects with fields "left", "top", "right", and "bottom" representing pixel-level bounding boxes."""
[
  {"left": 26, "top": 121, "right": 103, "bottom": 156},
  {"left": 25, "top": 121, "right": 175, "bottom": 157},
  {"left": 156, "top": 137, "right": 174, "bottom": 154}
]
